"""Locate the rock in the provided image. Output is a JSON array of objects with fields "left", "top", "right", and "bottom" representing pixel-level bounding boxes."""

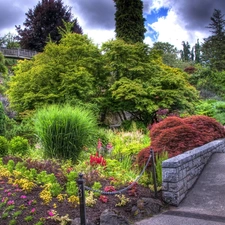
[
  {"left": 100, "top": 209, "right": 131, "bottom": 225},
  {"left": 71, "top": 217, "right": 94, "bottom": 225},
  {"left": 131, "top": 197, "right": 163, "bottom": 220}
]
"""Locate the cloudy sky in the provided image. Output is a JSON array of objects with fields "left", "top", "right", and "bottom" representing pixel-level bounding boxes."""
[{"left": 0, "top": 0, "right": 225, "bottom": 50}]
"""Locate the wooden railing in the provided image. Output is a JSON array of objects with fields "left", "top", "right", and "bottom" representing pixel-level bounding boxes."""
[{"left": 0, "top": 47, "right": 38, "bottom": 59}]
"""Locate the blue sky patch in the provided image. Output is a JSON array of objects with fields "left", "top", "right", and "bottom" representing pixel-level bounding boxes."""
[{"left": 144, "top": 7, "right": 169, "bottom": 42}]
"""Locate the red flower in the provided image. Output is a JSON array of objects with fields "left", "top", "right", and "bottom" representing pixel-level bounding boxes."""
[
  {"left": 99, "top": 195, "right": 108, "bottom": 203},
  {"left": 90, "top": 153, "right": 106, "bottom": 167},
  {"left": 104, "top": 186, "right": 115, "bottom": 192}
]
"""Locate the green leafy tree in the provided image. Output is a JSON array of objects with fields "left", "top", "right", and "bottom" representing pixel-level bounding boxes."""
[
  {"left": 6, "top": 33, "right": 103, "bottom": 113},
  {"left": 202, "top": 9, "right": 225, "bottom": 71},
  {"left": 16, "top": 0, "right": 82, "bottom": 52},
  {"left": 190, "top": 66, "right": 225, "bottom": 99},
  {"left": 114, "top": 0, "right": 146, "bottom": 43},
  {"left": 0, "top": 33, "right": 20, "bottom": 48},
  {"left": 152, "top": 42, "right": 179, "bottom": 67},
  {"left": 101, "top": 39, "right": 199, "bottom": 124}
]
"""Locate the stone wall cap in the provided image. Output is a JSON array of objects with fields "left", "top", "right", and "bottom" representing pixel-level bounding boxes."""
[{"left": 162, "top": 139, "right": 225, "bottom": 168}]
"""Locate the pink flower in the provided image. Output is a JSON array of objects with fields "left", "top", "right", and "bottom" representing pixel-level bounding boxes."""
[
  {"left": 7, "top": 200, "right": 14, "bottom": 205},
  {"left": 30, "top": 208, "right": 36, "bottom": 214},
  {"left": 15, "top": 188, "right": 22, "bottom": 192},
  {"left": 28, "top": 200, "right": 33, "bottom": 205},
  {"left": 2, "top": 197, "right": 7, "bottom": 202},
  {"left": 20, "top": 195, "right": 27, "bottom": 199},
  {"left": 7, "top": 192, "right": 12, "bottom": 196},
  {"left": 47, "top": 210, "right": 55, "bottom": 217},
  {"left": 97, "top": 139, "right": 102, "bottom": 150}
]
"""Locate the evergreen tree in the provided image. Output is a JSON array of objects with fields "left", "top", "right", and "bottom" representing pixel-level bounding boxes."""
[
  {"left": 15, "top": 0, "right": 82, "bottom": 52},
  {"left": 181, "top": 41, "right": 191, "bottom": 61},
  {"left": 202, "top": 9, "right": 225, "bottom": 71},
  {"left": 194, "top": 39, "right": 201, "bottom": 64},
  {"left": 114, "top": 0, "right": 146, "bottom": 43}
]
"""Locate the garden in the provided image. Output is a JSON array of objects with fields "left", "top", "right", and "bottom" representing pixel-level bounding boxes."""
[
  {"left": 0, "top": 101, "right": 225, "bottom": 225},
  {"left": 0, "top": 104, "right": 167, "bottom": 225},
  {"left": 1, "top": 20, "right": 225, "bottom": 225}
]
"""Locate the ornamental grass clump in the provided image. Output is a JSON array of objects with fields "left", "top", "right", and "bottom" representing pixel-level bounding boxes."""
[{"left": 34, "top": 104, "right": 98, "bottom": 162}]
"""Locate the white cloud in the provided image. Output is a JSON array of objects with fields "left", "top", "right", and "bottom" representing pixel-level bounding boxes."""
[
  {"left": 144, "top": 36, "right": 154, "bottom": 47},
  {"left": 83, "top": 28, "right": 116, "bottom": 47},
  {"left": 147, "top": 9, "right": 207, "bottom": 49}
]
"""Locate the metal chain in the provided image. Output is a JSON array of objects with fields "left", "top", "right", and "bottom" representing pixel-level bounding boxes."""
[{"left": 84, "top": 151, "right": 152, "bottom": 195}]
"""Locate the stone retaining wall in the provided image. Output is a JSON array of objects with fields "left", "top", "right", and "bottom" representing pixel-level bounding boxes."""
[{"left": 162, "top": 138, "right": 225, "bottom": 206}]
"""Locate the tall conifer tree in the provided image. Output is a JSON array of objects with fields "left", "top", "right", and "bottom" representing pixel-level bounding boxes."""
[
  {"left": 202, "top": 9, "right": 225, "bottom": 71},
  {"left": 114, "top": 0, "right": 146, "bottom": 43}
]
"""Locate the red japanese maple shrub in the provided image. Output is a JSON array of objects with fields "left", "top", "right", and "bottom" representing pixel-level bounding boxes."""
[
  {"left": 184, "top": 115, "right": 225, "bottom": 142},
  {"left": 137, "top": 115, "right": 225, "bottom": 167},
  {"left": 151, "top": 124, "right": 204, "bottom": 157},
  {"left": 150, "top": 116, "right": 184, "bottom": 140}
]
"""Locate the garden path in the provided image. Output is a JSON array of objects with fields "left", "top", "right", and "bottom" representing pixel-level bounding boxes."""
[{"left": 136, "top": 153, "right": 225, "bottom": 225}]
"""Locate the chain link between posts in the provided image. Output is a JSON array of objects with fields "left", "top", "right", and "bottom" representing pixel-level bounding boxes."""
[{"left": 84, "top": 151, "right": 152, "bottom": 195}]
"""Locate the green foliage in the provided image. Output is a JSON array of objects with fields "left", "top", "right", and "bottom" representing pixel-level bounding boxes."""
[
  {"left": 110, "top": 130, "right": 149, "bottom": 160},
  {"left": 7, "top": 159, "right": 15, "bottom": 173},
  {"left": 6, "top": 33, "right": 104, "bottom": 113},
  {"left": 92, "top": 182, "right": 102, "bottom": 197},
  {"left": 0, "top": 52, "right": 7, "bottom": 75},
  {"left": 190, "top": 67, "right": 225, "bottom": 100},
  {"left": 49, "top": 182, "right": 63, "bottom": 197},
  {"left": 114, "top": 0, "right": 146, "bottom": 43},
  {"left": 152, "top": 42, "right": 179, "bottom": 67},
  {"left": 8, "top": 136, "right": 29, "bottom": 156},
  {"left": 121, "top": 120, "right": 147, "bottom": 132},
  {"left": 0, "top": 102, "right": 6, "bottom": 136},
  {"left": 0, "top": 136, "right": 8, "bottom": 156},
  {"left": 66, "top": 171, "right": 78, "bottom": 182},
  {"left": 101, "top": 39, "right": 199, "bottom": 124},
  {"left": 34, "top": 104, "right": 98, "bottom": 162},
  {"left": 5, "top": 116, "right": 36, "bottom": 145},
  {"left": 195, "top": 99, "right": 225, "bottom": 124},
  {"left": 66, "top": 181, "right": 78, "bottom": 196},
  {"left": 155, "top": 151, "right": 168, "bottom": 186}
]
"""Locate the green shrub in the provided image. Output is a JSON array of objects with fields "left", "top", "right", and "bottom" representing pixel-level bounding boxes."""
[
  {"left": 195, "top": 100, "right": 225, "bottom": 125},
  {"left": 34, "top": 104, "right": 98, "bottom": 162},
  {"left": 0, "top": 102, "right": 6, "bottom": 136},
  {"left": 0, "top": 136, "right": 8, "bottom": 156},
  {"left": 9, "top": 136, "right": 29, "bottom": 155},
  {"left": 5, "top": 117, "right": 36, "bottom": 145}
]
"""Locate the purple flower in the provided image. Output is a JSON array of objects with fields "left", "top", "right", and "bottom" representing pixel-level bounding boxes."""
[
  {"left": 47, "top": 210, "right": 55, "bottom": 217},
  {"left": 30, "top": 208, "right": 36, "bottom": 214},
  {"left": 20, "top": 195, "right": 27, "bottom": 199},
  {"left": 7, "top": 200, "right": 14, "bottom": 205}
]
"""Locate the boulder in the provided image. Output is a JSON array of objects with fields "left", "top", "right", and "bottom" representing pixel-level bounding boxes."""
[{"left": 100, "top": 209, "right": 131, "bottom": 225}]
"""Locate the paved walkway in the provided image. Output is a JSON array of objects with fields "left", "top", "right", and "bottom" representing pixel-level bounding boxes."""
[{"left": 135, "top": 153, "right": 225, "bottom": 225}]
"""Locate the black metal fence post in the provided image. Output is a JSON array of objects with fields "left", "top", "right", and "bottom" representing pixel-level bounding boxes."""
[
  {"left": 150, "top": 148, "right": 158, "bottom": 198},
  {"left": 77, "top": 173, "right": 87, "bottom": 225}
]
